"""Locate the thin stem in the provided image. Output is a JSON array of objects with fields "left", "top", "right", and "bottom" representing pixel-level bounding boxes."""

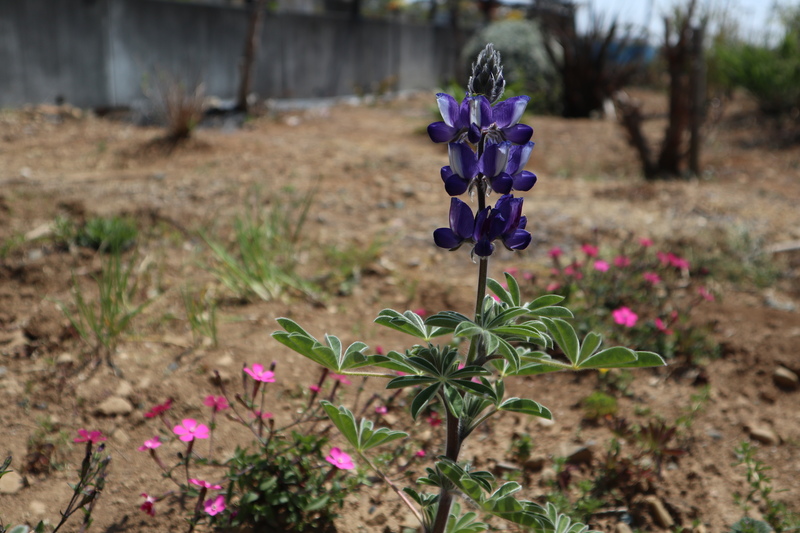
[{"left": 359, "top": 451, "right": 425, "bottom": 527}]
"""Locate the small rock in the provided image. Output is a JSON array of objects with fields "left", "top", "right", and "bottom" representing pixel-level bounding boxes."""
[
  {"left": 539, "top": 467, "right": 556, "bottom": 486},
  {"left": 748, "top": 425, "right": 780, "bottom": 445},
  {"left": 113, "top": 428, "right": 131, "bottom": 444},
  {"left": 29, "top": 500, "right": 47, "bottom": 516},
  {"left": 381, "top": 413, "right": 399, "bottom": 427},
  {"left": 95, "top": 396, "right": 133, "bottom": 416},
  {"left": 773, "top": 366, "right": 799, "bottom": 390},
  {"left": 365, "top": 512, "right": 387, "bottom": 527},
  {"left": 644, "top": 495, "right": 674, "bottom": 528},
  {"left": 0, "top": 471, "right": 23, "bottom": 494},
  {"left": 693, "top": 525, "right": 708, "bottom": 533},
  {"left": 216, "top": 353, "right": 235, "bottom": 367},
  {"left": 523, "top": 454, "right": 546, "bottom": 472},
  {"left": 537, "top": 417, "right": 555, "bottom": 428},
  {"left": 493, "top": 461, "right": 522, "bottom": 475},
  {"left": 705, "top": 427, "right": 723, "bottom": 440},
  {"left": 115, "top": 380, "right": 134, "bottom": 398},
  {"left": 615, "top": 523, "right": 633, "bottom": 533},
  {"left": 56, "top": 352, "right": 76, "bottom": 365},
  {"left": 559, "top": 443, "right": 593, "bottom": 465}
]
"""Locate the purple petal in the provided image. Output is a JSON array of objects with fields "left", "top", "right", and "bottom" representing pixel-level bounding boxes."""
[
  {"left": 428, "top": 122, "right": 458, "bottom": 143},
  {"left": 448, "top": 142, "right": 478, "bottom": 179},
  {"left": 480, "top": 141, "right": 510, "bottom": 177},
  {"left": 473, "top": 238, "right": 495, "bottom": 258},
  {"left": 512, "top": 171, "right": 537, "bottom": 191},
  {"left": 470, "top": 96, "right": 493, "bottom": 129},
  {"left": 449, "top": 198, "right": 475, "bottom": 239},
  {"left": 490, "top": 173, "right": 513, "bottom": 195},
  {"left": 440, "top": 165, "right": 453, "bottom": 183},
  {"left": 468, "top": 123, "right": 481, "bottom": 144},
  {"left": 493, "top": 96, "right": 530, "bottom": 127},
  {"left": 503, "top": 124, "right": 533, "bottom": 144},
  {"left": 444, "top": 175, "right": 469, "bottom": 196},
  {"left": 506, "top": 142, "right": 534, "bottom": 174},
  {"left": 435, "top": 93, "right": 459, "bottom": 127},
  {"left": 434, "top": 228, "right": 464, "bottom": 250},
  {"left": 503, "top": 229, "right": 531, "bottom": 251}
]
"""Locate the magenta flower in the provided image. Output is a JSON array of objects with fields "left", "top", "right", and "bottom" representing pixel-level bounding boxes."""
[
  {"left": 426, "top": 412, "right": 442, "bottom": 427},
  {"left": 203, "top": 395, "right": 230, "bottom": 412},
  {"left": 243, "top": 363, "right": 275, "bottom": 383},
  {"left": 581, "top": 244, "right": 599, "bottom": 257},
  {"left": 612, "top": 307, "right": 638, "bottom": 328},
  {"left": 191, "top": 478, "right": 223, "bottom": 490},
  {"left": 563, "top": 263, "right": 583, "bottom": 280},
  {"left": 655, "top": 318, "right": 673, "bottom": 335},
  {"left": 643, "top": 272, "right": 661, "bottom": 285},
  {"left": 329, "top": 374, "right": 351, "bottom": 385},
  {"left": 593, "top": 260, "right": 609, "bottom": 272},
  {"left": 375, "top": 345, "right": 384, "bottom": 355},
  {"left": 325, "top": 447, "right": 355, "bottom": 470},
  {"left": 309, "top": 384, "right": 321, "bottom": 393},
  {"left": 249, "top": 410, "right": 273, "bottom": 420},
  {"left": 204, "top": 494, "right": 226, "bottom": 516},
  {"left": 140, "top": 493, "right": 157, "bottom": 516},
  {"left": 375, "top": 405, "right": 388, "bottom": 415},
  {"left": 548, "top": 247, "right": 563, "bottom": 259},
  {"left": 505, "top": 267, "right": 519, "bottom": 276},
  {"left": 173, "top": 419, "right": 210, "bottom": 442},
  {"left": 415, "top": 449, "right": 427, "bottom": 457},
  {"left": 639, "top": 237, "right": 654, "bottom": 247},
  {"left": 614, "top": 256, "right": 631, "bottom": 268},
  {"left": 698, "top": 286, "right": 715, "bottom": 302},
  {"left": 138, "top": 436, "right": 162, "bottom": 451},
  {"left": 74, "top": 429, "right": 106, "bottom": 444},
  {"left": 413, "top": 308, "right": 427, "bottom": 316},
  {"left": 144, "top": 398, "right": 173, "bottom": 418},
  {"left": 546, "top": 282, "right": 561, "bottom": 292}
]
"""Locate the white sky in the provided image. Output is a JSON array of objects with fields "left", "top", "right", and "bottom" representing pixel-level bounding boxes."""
[{"left": 575, "top": 0, "right": 791, "bottom": 43}]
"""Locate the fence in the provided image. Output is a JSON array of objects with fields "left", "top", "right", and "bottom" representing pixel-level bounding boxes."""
[{"left": 0, "top": 0, "right": 457, "bottom": 108}]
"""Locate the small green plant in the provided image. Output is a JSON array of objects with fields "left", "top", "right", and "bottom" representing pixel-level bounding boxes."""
[
  {"left": 181, "top": 286, "right": 218, "bottom": 347},
  {"left": 322, "top": 237, "right": 384, "bottom": 296},
  {"left": 733, "top": 442, "right": 800, "bottom": 532},
  {"left": 203, "top": 188, "right": 318, "bottom": 302},
  {"left": 508, "top": 432, "right": 535, "bottom": 463},
  {"left": 76, "top": 216, "right": 138, "bottom": 253},
  {"left": 60, "top": 252, "right": 151, "bottom": 369},
  {"left": 731, "top": 517, "right": 774, "bottom": 533},
  {"left": 581, "top": 391, "right": 618, "bottom": 420}
]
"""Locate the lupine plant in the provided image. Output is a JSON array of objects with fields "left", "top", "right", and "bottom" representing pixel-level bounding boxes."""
[{"left": 271, "top": 44, "right": 665, "bottom": 533}]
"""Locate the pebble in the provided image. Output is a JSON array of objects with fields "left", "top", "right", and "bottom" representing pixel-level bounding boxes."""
[
  {"left": 773, "top": 366, "right": 799, "bottom": 390},
  {"left": 693, "top": 525, "right": 708, "bottom": 533},
  {"left": 539, "top": 467, "right": 556, "bottom": 486},
  {"left": 0, "top": 471, "right": 23, "bottom": 494},
  {"left": 643, "top": 495, "right": 674, "bottom": 528},
  {"left": 523, "top": 454, "right": 546, "bottom": 471},
  {"left": 115, "top": 380, "right": 134, "bottom": 398},
  {"left": 558, "top": 443, "right": 593, "bottom": 465},
  {"left": 748, "top": 425, "right": 780, "bottom": 445},
  {"left": 29, "top": 500, "right": 47, "bottom": 516},
  {"left": 95, "top": 396, "right": 134, "bottom": 416},
  {"left": 56, "top": 352, "right": 76, "bottom": 365},
  {"left": 365, "top": 512, "right": 387, "bottom": 526},
  {"left": 705, "top": 427, "right": 723, "bottom": 440}
]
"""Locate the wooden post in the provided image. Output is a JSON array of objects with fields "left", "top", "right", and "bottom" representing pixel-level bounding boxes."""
[
  {"left": 688, "top": 24, "right": 706, "bottom": 176},
  {"left": 236, "top": 0, "right": 266, "bottom": 112}
]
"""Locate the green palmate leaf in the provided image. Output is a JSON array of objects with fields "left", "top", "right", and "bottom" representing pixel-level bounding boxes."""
[
  {"left": 320, "top": 401, "right": 359, "bottom": 449},
  {"left": 577, "top": 346, "right": 637, "bottom": 369},
  {"left": 406, "top": 355, "right": 443, "bottom": 376},
  {"left": 411, "top": 383, "right": 442, "bottom": 420},
  {"left": 498, "top": 397, "right": 552, "bottom": 419},
  {"left": 425, "top": 311, "right": 471, "bottom": 330},
  {"left": 486, "top": 277, "right": 514, "bottom": 307},
  {"left": 375, "top": 309, "right": 447, "bottom": 340},
  {"left": 577, "top": 331, "right": 603, "bottom": 366},
  {"left": 443, "top": 384, "right": 464, "bottom": 418},
  {"left": 386, "top": 375, "right": 437, "bottom": 389},
  {"left": 504, "top": 272, "right": 522, "bottom": 306},
  {"left": 372, "top": 350, "right": 418, "bottom": 374},
  {"left": 272, "top": 318, "right": 369, "bottom": 372},
  {"left": 525, "top": 294, "right": 573, "bottom": 318},
  {"left": 545, "top": 502, "right": 598, "bottom": 533},
  {"left": 303, "top": 495, "right": 330, "bottom": 512},
  {"left": 450, "top": 379, "right": 497, "bottom": 401},
  {"left": 542, "top": 318, "right": 580, "bottom": 364},
  {"left": 492, "top": 481, "right": 522, "bottom": 499},
  {"left": 453, "top": 321, "right": 484, "bottom": 339},
  {"left": 614, "top": 350, "right": 666, "bottom": 368},
  {"left": 484, "top": 306, "right": 530, "bottom": 329}
]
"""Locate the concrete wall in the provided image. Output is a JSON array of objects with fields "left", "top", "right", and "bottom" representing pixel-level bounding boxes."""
[{"left": 0, "top": 0, "right": 456, "bottom": 108}]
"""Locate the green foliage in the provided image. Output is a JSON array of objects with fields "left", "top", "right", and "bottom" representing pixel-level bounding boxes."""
[
  {"left": 76, "top": 216, "right": 138, "bottom": 253},
  {"left": 225, "top": 431, "right": 351, "bottom": 532},
  {"left": 580, "top": 391, "right": 618, "bottom": 420},
  {"left": 322, "top": 238, "right": 384, "bottom": 296},
  {"left": 508, "top": 432, "right": 535, "bottom": 463},
  {"left": 180, "top": 286, "right": 218, "bottom": 347},
  {"left": 59, "top": 252, "right": 151, "bottom": 360},
  {"left": 731, "top": 517, "right": 774, "bottom": 533},
  {"left": 203, "top": 188, "right": 318, "bottom": 302}
]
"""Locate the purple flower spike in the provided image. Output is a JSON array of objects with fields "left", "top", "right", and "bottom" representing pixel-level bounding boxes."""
[
  {"left": 505, "top": 142, "right": 538, "bottom": 192},
  {"left": 494, "top": 195, "right": 531, "bottom": 251},
  {"left": 470, "top": 95, "right": 533, "bottom": 145},
  {"left": 434, "top": 198, "right": 475, "bottom": 250},
  {"left": 428, "top": 93, "right": 472, "bottom": 143},
  {"left": 480, "top": 141, "right": 513, "bottom": 194}
]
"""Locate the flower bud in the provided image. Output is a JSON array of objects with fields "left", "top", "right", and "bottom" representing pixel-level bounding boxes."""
[{"left": 468, "top": 43, "right": 505, "bottom": 105}]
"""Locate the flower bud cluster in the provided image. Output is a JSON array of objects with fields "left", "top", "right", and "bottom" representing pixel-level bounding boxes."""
[{"left": 429, "top": 44, "right": 536, "bottom": 259}]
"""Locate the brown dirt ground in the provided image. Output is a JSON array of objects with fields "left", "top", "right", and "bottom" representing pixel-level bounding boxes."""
[{"left": 0, "top": 91, "right": 799, "bottom": 533}]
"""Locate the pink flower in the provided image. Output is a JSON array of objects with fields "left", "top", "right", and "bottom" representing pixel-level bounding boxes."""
[
  {"left": 375, "top": 405, "right": 388, "bottom": 415},
  {"left": 140, "top": 493, "right": 157, "bottom": 516},
  {"left": 309, "top": 384, "right": 321, "bottom": 393},
  {"left": 643, "top": 272, "right": 661, "bottom": 285},
  {"left": 655, "top": 318, "right": 673, "bottom": 335},
  {"left": 491, "top": 293, "right": 501, "bottom": 302},
  {"left": 173, "top": 419, "right": 210, "bottom": 442},
  {"left": 614, "top": 256, "right": 631, "bottom": 268},
  {"left": 612, "top": 307, "right": 638, "bottom": 328},
  {"left": 545, "top": 282, "right": 561, "bottom": 292},
  {"left": 144, "top": 398, "right": 173, "bottom": 419},
  {"left": 593, "top": 260, "right": 609, "bottom": 272},
  {"left": 413, "top": 308, "right": 427, "bottom": 316},
  {"left": 74, "top": 429, "right": 106, "bottom": 444},
  {"left": 191, "top": 478, "right": 223, "bottom": 490},
  {"left": 249, "top": 410, "right": 273, "bottom": 420},
  {"left": 375, "top": 345, "right": 384, "bottom": 355},
  {"left": 426, "top": 412, "right": 442, "bottom": 427},
  {"left": 325, "top": 447, "right": 355, "bottom": 470},
  {"left": 564, "top": 263, "right": 583, "bottom": 279},
  {"left": 505, "top": 267, "right": 518, "bottom": 276},
  {"left": 204, "top": 494, "right": 226, "bottom": 516},
  {"left": 581, "top": 244, "right": 598, "bottom": 257},
  {"left": 522, "top": 271, "right": 534, "bottom": 281},
  {"left": 243, "top": 363, "right": 275, "bottom": 383},
  {"left": 670, "top": 254, "right": 690, "bottom": 270},
  {"left": 138, "top": 436, "right": 162, "bottom": 451},
  {"left": 330, "top": 374, "right": 351, "bottom": 385},
  {"left": 548, "top": 247, "right": 563, "bottom": 259},
  {"left": 698, "top": 286, "right": 715, "bottom": 301},
  {"left": 203, "top": 395, "right": 229, "bottom": 412},
  {"left": 415, "top": 449, "right": 426, "bottom": 457},
  {"left": 639, "top": 237, "right": 653, "bottom": 247}
]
